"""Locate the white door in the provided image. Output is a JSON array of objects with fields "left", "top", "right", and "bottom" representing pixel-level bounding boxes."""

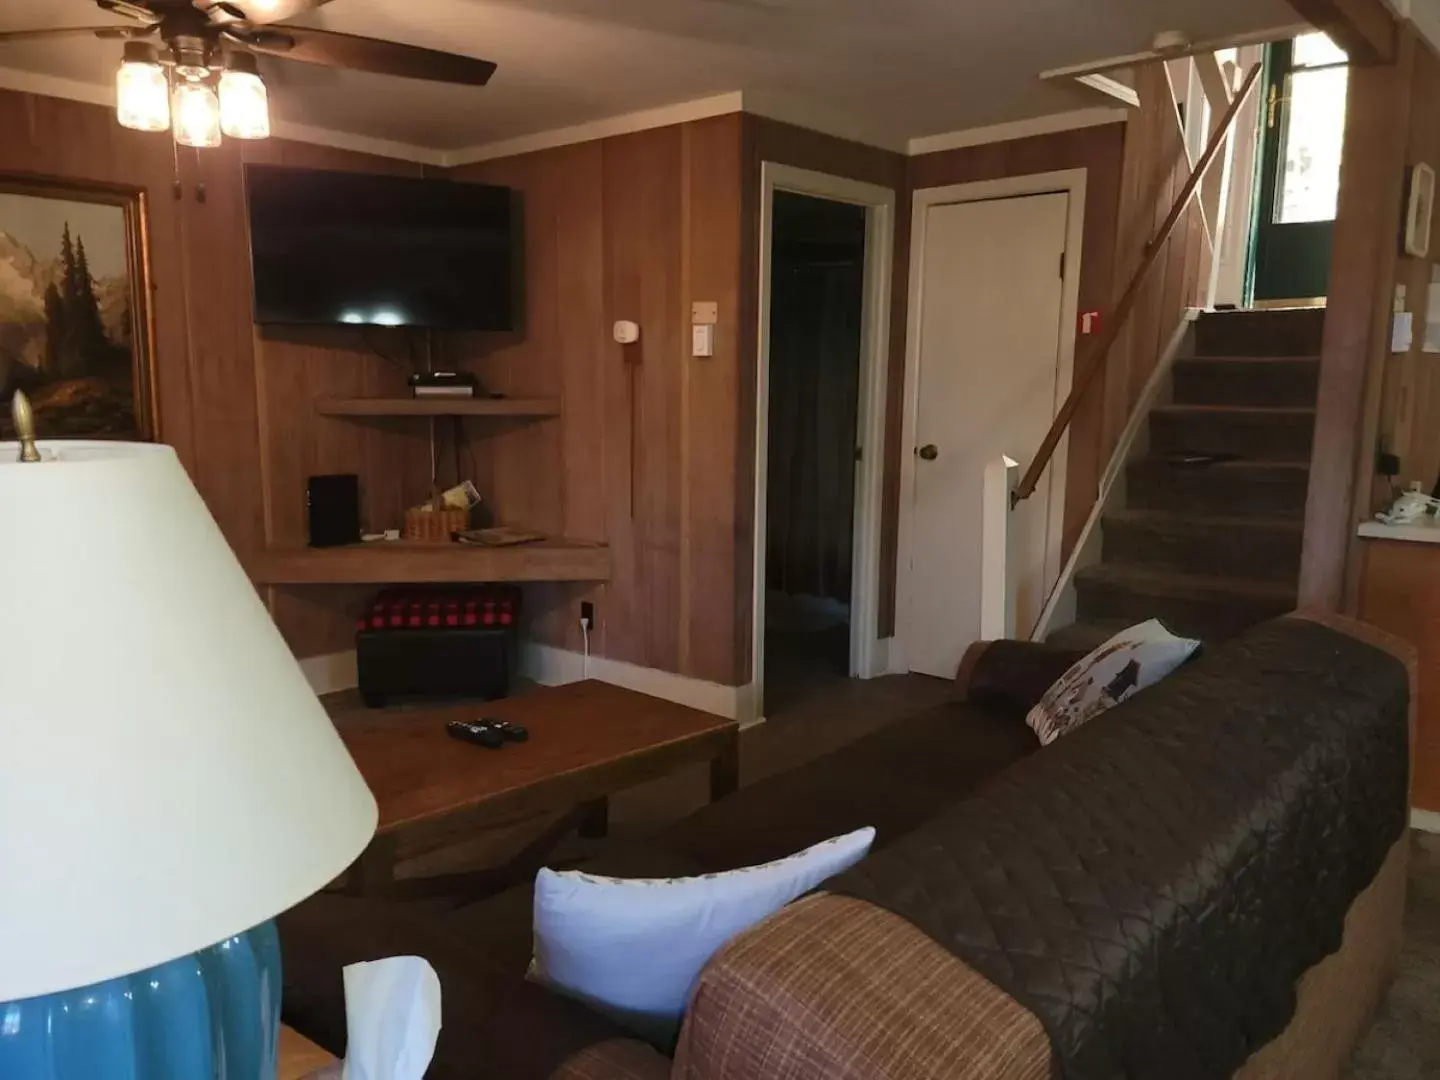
[{"left": 905, "top": 192, "right": 1069, "bottom": 678}]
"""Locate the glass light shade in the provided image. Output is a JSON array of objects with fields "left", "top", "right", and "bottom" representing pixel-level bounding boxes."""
[
  {"left": 172, "top": 79, "right": 223, "bottom": 148},
  {"left": 115, "top": 57, "right": 170, "bottom": 132},
  {"left": 219, "top": 69, "right": 271, "bottom": 140}
]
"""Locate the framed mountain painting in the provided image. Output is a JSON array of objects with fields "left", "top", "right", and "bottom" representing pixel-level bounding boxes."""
[{"left": 0, "top": 175, "right": 155, "bottom": 441}]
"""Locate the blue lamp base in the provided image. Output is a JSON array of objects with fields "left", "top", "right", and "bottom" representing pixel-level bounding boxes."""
[{"left": 0, "top": 921, "right": 282, "bottom": 1080}]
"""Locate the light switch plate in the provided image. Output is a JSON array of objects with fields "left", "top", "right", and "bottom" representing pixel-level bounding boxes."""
[
  {"left": 692, "top": 323, "right": 715, "bottom": 358},
  {"left": 691, "top": 301, "right": 719, "bottom": 325}
]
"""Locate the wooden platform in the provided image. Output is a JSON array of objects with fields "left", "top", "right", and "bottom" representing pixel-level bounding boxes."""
[{"left": 247, "top": 539, "right": 610, "bottom": 585}]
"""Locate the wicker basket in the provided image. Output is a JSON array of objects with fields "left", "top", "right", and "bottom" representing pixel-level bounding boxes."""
[{"left": 403, "top": 506, "right": 468, "bottom": 543}]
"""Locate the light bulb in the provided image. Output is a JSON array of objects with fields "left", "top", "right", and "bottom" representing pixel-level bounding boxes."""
[
  {"left": 219, "top": 55, "right": 270, "bottom": 140},
  {"left": 172, "top": 79, "right": 222, "bottom": 149},
  {"left": 115, "top": 43, "right": 169, "bottom": 133}
]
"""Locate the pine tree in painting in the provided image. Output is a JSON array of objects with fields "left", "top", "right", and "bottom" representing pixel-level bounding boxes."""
[{"left": 45, "top": 222, "right": 115, "bottom": 378}]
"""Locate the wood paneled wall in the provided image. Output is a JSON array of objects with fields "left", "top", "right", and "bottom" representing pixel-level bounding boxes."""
[
  {"left": 0, "top": 90, "right": 238, "bottom": 540},
  {"left": 907, "top": 122, "right": 1127, "bottom": 562},
  {"left": 1, "top": 86, "right": 1140, "bottom": 687},
  {"left": 1358, "top": 538, "right": 1440, "bottom": 812},
  {"left": 446, "top": 115, "right": 747, "bottom": 685},
  {"left": 1103, "top": 63, "right": 1213, "bottom": 466},
  {"left": 0, "top": 89, "right": 455, "bottom": 658},
  {"left": 1303, "top": 26, "right": 1440, "bottom": 612},
  {"left": 0, "top": 89, "right": 753, "bottom": 678},
  {"left": 1359, "top": 32, "right": 1440, "bottom": 544}
]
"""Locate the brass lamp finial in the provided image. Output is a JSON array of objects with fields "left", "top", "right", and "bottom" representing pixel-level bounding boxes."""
[{"left": 12, "top": 390, "right": 40, "bottom": 463}]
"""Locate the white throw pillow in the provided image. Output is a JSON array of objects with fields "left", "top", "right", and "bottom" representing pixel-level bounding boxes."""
[
  {"left": 1026, "top": 619, "right": 1200, "bottom": 745},
  {"left": 529, "top": 827, "right": 876, "bottom": 1045}
]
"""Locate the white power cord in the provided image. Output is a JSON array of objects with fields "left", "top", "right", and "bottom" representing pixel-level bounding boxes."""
[{"left": 580, "top": 616, "right": 592, "bottom": 679}]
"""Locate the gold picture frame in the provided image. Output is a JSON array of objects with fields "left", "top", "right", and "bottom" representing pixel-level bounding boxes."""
[{"left": 0, "top": 173, "right": 158, "bottom": 441}]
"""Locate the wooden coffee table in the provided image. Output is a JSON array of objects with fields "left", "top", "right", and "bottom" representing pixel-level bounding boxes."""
[{"left": 334, "top": 680, "right": 740, "bottom": 897}]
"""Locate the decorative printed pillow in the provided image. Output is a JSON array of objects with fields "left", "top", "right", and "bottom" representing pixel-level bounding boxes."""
[
  {"left": 529, "top": 827, "right": 876, "bottom": 1046},
  {"left": 1026, "top": 619, "right": 1200, "bottom": 745}
]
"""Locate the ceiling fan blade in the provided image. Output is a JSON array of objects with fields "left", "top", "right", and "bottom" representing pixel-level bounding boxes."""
[
  {"left": 234, "top": 25, "right": 496, "bottom": 85},
  {"left": 0, "top": 24, "right": 155, "bottom": 43},
  {"left": 201, "top": 0, "right": 334, "bottom": 27}
]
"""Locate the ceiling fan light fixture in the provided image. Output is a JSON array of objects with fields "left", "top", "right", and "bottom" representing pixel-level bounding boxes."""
[
  {"left": 172, "top": 76, "right": 223, "bottom": 149},
  {"left": 219, "top": 52, "right": 271, "bottom": 139},
  {"left": 115, "top": 41, "right": 170, "bottom": 133}
]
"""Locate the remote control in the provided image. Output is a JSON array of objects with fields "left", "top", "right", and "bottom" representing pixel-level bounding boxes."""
[
  {"left": 487, "top": 720, "right": 529, "bottom": 743},
  {"left": 447, "top": 719, "right": 504, "bottom": 749}
]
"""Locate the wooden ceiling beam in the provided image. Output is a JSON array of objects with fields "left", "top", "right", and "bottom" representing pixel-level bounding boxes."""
[{"left": 1286, "top": 0, "right": 1398, "bottom": 65}]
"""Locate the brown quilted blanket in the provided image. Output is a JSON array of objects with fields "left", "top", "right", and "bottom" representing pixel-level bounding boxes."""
[{"left": 831, "top": 617, "right": 1409, "bottom": 1080}]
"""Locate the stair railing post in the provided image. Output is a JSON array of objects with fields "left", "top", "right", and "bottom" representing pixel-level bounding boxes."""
[{"left": 981, "top": 456, "right": 1021, "bottom": 640}]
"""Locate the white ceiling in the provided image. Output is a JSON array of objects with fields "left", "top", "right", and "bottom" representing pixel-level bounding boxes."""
[{"left": 0, "top": 0, "right": 1300, "bottom": 158}]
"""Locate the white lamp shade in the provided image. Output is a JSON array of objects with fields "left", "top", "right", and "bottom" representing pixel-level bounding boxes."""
[{"left": 0, "top": 441, "right": 377, "bottom": 1002}]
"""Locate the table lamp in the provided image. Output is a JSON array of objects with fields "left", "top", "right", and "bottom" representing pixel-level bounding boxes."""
[{"left": 0, "top": 392, "right": 378, "bottom": 1079}]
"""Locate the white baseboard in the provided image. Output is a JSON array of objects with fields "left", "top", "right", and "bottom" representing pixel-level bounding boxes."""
[
  {"left": 1411, "top": 808, "right": 1440, "bottom": 834},
  {"left": 299, "top": 650, "right": 358, "bottom": 697},
  {"left": 522, "top": 643, "right": 742, "bottom": 719},
  {"left": 881, "top": 636, "right": 909, "bottom": 676}
]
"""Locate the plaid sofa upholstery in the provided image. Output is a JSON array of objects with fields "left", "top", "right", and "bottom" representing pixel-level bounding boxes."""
[{"left": 673, "top": 895, "right": 1052, "bottom": 1080}]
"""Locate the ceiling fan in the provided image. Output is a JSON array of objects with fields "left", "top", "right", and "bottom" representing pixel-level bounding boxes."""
[{"left": 0, "top": 0, "right": 498, "bottom": 147}]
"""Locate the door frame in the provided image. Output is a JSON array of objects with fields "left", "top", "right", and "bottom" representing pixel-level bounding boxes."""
[
  {"left": 1247, "top": 35, "right": 1347, "bottom": 305},
  {"left": 893, "top": 170, "right": 1086, "bottom": 674},
  {"left": 747, "top": 162, "right": 896, "bottom": 723}
]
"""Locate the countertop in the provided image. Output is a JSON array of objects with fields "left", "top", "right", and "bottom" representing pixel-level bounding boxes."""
[{"left": 1358, "top": 519, "right": 1440, "bottom": 543}]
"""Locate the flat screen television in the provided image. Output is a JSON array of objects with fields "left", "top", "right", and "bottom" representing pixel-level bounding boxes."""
[{"left": 245, "top": 164, "right": 515, "bottom": 331}]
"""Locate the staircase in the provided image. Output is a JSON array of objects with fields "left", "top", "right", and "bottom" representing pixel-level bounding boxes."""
[{"left": 1053, "top": 308, "right": 1323, "bottom": 650}]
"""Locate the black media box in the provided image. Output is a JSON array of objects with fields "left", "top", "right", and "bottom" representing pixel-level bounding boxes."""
[{"left": 356, "top": 587, "right": 520, "bottom": 708}]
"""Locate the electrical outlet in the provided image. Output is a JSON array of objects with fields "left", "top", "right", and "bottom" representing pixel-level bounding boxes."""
[{"left": 580, "top": 601, "right": 595, "bottom": 627}]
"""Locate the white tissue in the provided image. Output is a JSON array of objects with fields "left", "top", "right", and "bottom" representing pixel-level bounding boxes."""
[{"left": 340, "top": 956, "right": 442, "bottom": 1080}]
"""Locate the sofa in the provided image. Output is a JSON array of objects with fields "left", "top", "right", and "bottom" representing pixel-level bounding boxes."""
[{"left": 279, "top": 612, "right": 1413, "bottom": 1080}]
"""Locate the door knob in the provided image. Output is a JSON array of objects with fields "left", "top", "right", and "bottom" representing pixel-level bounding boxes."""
[{"left": 918, "top": 444, "right": 939, "bottom": 461}]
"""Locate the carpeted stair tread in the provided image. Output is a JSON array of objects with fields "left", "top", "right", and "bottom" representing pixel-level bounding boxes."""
[
  {"left": 1126, "top": 458, "right": 1310, "bottom": 517},
  {"left": 1045, "top": 619, "right": 1137, "bottom": 652},
  {"left": 1175, "top": 361, "right": 1319, "bottom": 371},
  {"left": 1194, "top": 307, "right": 1325, "bottom": 356},
  {"left": 1152, "top": 404, "right": 1317, "bottom": 416},
  {"left": 1106, "top": 509, "right": 1303, "bottom": 531},
  {"left": 1173, "top": 356, "right": 1320, "bottom": 408},
  {"left": 1075, "top": 563, "right": 1297, "bottom": 602},
  {"left": 1074, "top": 563, "right": 1297, "bottom": 641},
  {"left": 1070, "top": 308, "right": 1321, "bottom": 644},
  {"left": 1103, "top": 511, "right": 1302, "bottom": 582},
  {"left": 1149, "top": 405, "right": 1315, "bottom": 463}
]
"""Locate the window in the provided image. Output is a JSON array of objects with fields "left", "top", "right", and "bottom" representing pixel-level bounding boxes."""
[{"left": 1276, "top": 32, "right": 1349, "bottom": 225}]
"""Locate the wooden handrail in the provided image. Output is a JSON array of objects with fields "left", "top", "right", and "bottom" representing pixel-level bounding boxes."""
[{"left": 1012, "top": 62, "right": 1262, "bottom": 507}]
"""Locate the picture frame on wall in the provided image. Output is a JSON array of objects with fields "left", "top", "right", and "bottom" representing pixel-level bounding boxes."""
[
  {"left": 0, "top": 174, "right": 157, "bottom": 441},
  {"left": 1404, "top": 162, "right": 1435, "bottom": 260}
]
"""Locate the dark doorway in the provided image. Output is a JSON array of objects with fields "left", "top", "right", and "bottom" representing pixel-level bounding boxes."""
[
  {"left": 763, "top": 191, "right": 867, "bottom": 715},
  {"left": 1250, "top": 32, "right": 1349, "bottom": 304}
]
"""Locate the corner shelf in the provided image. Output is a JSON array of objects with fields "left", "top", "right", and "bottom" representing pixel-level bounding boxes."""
[
  {"left": 315, "top": 397, "right": 561, "bottom": 418},
  {"left": 247, "top": 540, "right": 610, "bottom": 586}
]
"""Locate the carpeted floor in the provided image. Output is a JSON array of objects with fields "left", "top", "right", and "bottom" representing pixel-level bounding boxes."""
[{"left": 1346, "top": 831, "right": 1440, "bottom": 1078}]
